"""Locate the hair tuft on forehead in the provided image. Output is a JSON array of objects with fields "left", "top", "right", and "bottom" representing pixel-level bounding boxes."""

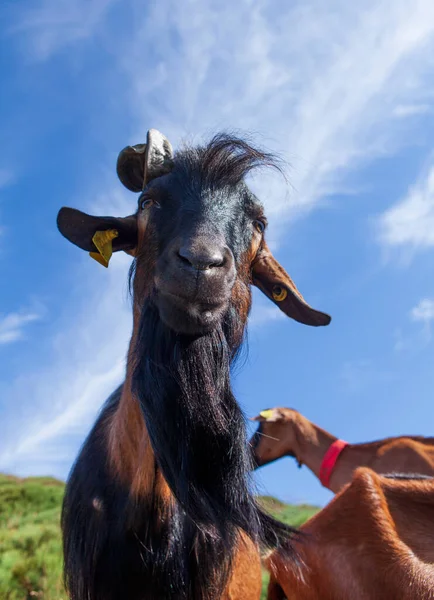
[{"left": 174, "top": 133, "right": 284, "bottom": 189}]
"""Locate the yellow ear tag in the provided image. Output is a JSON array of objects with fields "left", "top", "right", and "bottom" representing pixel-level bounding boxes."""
[
  {"left": 89, "top": 229, "right": 119, "bottom": 268},
  {"left": 272, "top": 285, "right": 288, "bottom": 302},
  {"left": 259, "top": 410, "right": 274, "bottom": 421}
]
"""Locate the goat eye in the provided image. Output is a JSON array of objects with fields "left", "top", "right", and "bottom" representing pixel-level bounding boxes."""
[
  {"left": 139, "top": 196, "right": 160, "bottom": 210},
  {"left": 253, "top": 220, "right": 265, "bottom": 234},
  {"left": 140, "top": 197, "right": 152, "bottom": 210}
]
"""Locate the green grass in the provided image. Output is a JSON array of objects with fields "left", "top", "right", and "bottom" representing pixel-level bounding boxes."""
[
  {"left": 0, "top": 474, "right": 319, "bottom": 600},
  {"left": 257, "top": 495, "right": 319, "bottom": 528},
  {"left": 0, "top": 474, "right": 65, "bottom": 600}
]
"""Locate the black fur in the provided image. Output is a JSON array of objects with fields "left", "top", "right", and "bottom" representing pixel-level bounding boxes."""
[
  {"left": 174, "top": 132, "right": 283, "bottom": 189},
  {"left": 139, "top": 134, "right": 277, "bottom": 264},
  {"left": 128, "top": 133, "right": 281, "bottom": 296}
]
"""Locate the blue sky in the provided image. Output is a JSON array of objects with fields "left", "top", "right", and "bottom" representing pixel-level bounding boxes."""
[{"left": 1, "top": 0, "right": 434, "bottom": 508}]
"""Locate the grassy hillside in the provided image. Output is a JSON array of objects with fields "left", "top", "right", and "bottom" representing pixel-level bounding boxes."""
[
  {"left": 0, "top": 474, "right": 319, "bottom": 600},
  {"left": 0, "top": 474, "right": 65, "bottom": 600}
]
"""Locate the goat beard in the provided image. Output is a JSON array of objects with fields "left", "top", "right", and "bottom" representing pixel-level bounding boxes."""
[
  {"left": 131, "top": 302, "right": 294, "bottom": 598},
  {"left": 131, "top": 300, "right": 257, "bottom": 526}
]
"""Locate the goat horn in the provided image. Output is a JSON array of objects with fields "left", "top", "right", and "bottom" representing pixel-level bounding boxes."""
[{"left": 116, "top": 129, "right": 174, "bottom": 192}]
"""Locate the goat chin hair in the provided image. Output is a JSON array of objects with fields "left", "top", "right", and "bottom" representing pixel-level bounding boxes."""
[{"left": 131, "top": 302, "right": 298, "bottom": 595}]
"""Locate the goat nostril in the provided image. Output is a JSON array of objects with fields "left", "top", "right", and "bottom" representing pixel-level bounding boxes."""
[
  {"left": 177, "top": 246, "right": 226, "bottom": 270},
  {"left": 177, "top": 249, "right": 193, "bottom": 267},
  {"left": 209, "top": 254, "right": 225, "bottom": 268}
]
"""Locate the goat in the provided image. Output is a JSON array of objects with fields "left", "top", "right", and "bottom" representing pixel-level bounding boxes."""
[
  {"left": 250, "top": 407, "right": 434, "bottom": 493},
  {"left": 57, "top": 130, "right": 331, "bottom": 600},
  {"left": 265, "top": 468, "right": 434, "bottom": 599}
]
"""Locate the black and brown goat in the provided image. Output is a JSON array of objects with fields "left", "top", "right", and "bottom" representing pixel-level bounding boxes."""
[{"left": 57, "top": 129, "right": 331, "bottom": 600}]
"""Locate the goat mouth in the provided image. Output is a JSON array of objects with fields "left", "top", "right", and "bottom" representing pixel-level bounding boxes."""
[
  {"left": 161, "top": 290, "right": 228, "bottom": 308},
  {"left": 155, "top": 290, "right": 228, "bottom": 335}
]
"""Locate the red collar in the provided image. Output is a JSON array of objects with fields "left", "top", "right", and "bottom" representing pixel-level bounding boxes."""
[{"left": 319, "top": 439, "right": 349, "bottom": 489}]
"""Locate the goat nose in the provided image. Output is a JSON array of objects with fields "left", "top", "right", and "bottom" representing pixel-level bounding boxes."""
[{"left": 177, "top": 243, "right": 226, "bottom": 270}]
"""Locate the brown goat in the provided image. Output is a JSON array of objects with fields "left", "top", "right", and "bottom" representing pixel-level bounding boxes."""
[
  {"left": 265, "top": 468, "right": 434, "bottom": 600},
  {"left": 250, "top": 407, "right": 434, "bottom": 493},
  {"left": 57, "top": 131, "right": 331, "bottom": 600}
]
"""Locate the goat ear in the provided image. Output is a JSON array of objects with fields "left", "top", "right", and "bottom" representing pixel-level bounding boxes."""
[
  {"left": 57, "top": 207, "right": 138, "bottom": 267},
  {"left": 252, "top": 242, "right": 331, "bottom": 327},
  {"left": 250, "top": 409, "right": 280, "bottom": 422},
  {"left": 116, "top": 129, "right": 174, "bottom": 192}
]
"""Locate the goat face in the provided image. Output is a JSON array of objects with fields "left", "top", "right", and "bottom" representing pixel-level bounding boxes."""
[
  {"left": 134, "top": 174, "right": 265, "bottom": 335},
  {"left": 57, "top": 130, "right": 331, "bottom": 336},
  {"left": 250, "top": 408, "right": 299, "bottom": 468}
]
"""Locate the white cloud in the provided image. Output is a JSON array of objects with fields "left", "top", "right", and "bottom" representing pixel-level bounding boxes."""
[
  {"left": 11, "top": 0, "right": 434, "bottom": 221},
  {"left": 393, "top": 104, "right": 431, "bottom": 118},
  {"left": 0, "top": 311, "right": 40, "bottom": 346},
  {"left": 118, "top": 0, "right": 434, "bottom": 229},
  {"left": 410, "top": 298, "right": 434, "bottom": 342},
  {"left": 0, "top": 230, "right": 133, "bottom": 473},
  {"left": 378, "top": 161, "right": 434, "bottom": 250},
  {"left": 249, "top": 304, "right": 286, "bottom": 328},
  {"left": 394, "top": 299, "right": 434, "bottom": 353},
  {"left": 0, "top": 360, "right": 125, "bottom": 472},
  {"left": 411, "top": 298, "right": 434, "bottom": 323},
  {"left": 11, "top": 0, "right": 118, "bottom": 61}
]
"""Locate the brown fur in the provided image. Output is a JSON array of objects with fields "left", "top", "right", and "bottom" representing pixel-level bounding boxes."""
[
  {"left": 107, "top": 379, "right": 262, "bottom": 596},
  {"left": 224, "top": 533, "right": 262, "bottom": 599},
  {"left": 265, "top": 469, "right": 434, "bottom": 599}
]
